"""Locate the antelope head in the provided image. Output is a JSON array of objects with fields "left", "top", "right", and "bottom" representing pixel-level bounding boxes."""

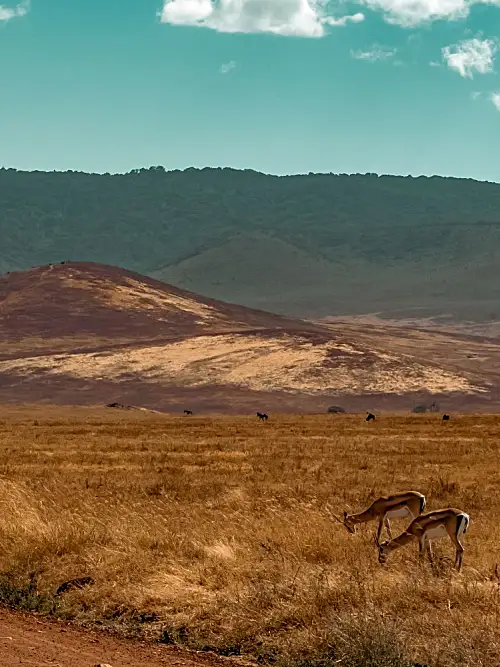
[
  {"left": 324, "top": 504, "right": 356, "bottom": 534},
  {"left": 342, "top": 511, "right": 357, "bottom": 534}
]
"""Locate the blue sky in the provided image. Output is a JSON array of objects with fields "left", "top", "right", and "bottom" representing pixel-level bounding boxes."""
[{"left": 1, "top": 0, "right": 499, "bottom": 180}]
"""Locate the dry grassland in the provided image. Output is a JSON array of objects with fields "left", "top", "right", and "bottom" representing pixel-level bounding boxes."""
[
  {"left": 0, "top": 334, "right": 480, "bottom": 396},
  {"left": 0, "top": 407, "right": 498, "bottom": 666}
]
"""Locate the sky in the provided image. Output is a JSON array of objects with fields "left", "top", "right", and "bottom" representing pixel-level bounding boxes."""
[{"left": 1, "top": 0, "right": 500, "bottom": 180}]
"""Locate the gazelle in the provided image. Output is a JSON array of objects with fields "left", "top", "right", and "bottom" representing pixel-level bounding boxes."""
[
  {"left": 378, "top": 508, "right": 470, "bottom": 571},
  {"left": 326, "top": 491, "right": 426, "bottom": 545}
]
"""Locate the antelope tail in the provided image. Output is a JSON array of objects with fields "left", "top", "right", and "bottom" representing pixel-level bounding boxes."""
[
  {"left": 457, "top": 513, "right": 470, "bottom": 536},
  {"left": 419, "top": 495, "right": 426, "bottom": 514}
]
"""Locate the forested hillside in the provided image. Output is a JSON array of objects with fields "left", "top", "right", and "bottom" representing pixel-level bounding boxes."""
[{"left": 2, "top": 166, "right": 500, "bottom": 319}]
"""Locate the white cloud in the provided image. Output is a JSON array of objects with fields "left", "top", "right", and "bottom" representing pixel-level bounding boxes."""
[
  {"left": 324, "top": 12, "right": 365, "bottom": 25},
  {"left": 220, "top": 60, "right": 237, "bottom": 73},
  {"left": 359, "top": 0, "right": 500, "bottom": 27},
  {"left": 471, "top": 90, "right": 481, "bottom": 99},
  {"left": 491, "top": 92, "right": 500, "bottom": 110},
  {"left": 0, "top": 1, "right": 28, "bottom": 22},
  {"left": 442, "top": 38, "right": 497, "bottom": 78},
  {"left": 360, "top": 0, "right": 469, "bottom": 26},
  {"left": 351, "top": 44, "right": 396, "bottom": 61},
  {"left": 160, "top": 0, "right": 364, "bottom": 37}
]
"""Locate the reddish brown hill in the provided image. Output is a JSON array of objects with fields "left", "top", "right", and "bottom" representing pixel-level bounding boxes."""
[
  {"left": 0, "top": 262, "right": 498, "bottom": 412},
  {"left": 0, "top": 262, "right": 300, "bottom": 357}
]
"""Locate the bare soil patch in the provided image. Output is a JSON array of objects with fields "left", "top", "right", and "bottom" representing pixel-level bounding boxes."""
[{"left": 0, "top": 607, "right": 232, "bottom": 667}]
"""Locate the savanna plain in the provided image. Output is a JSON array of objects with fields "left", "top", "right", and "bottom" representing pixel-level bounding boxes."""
[{"left": 0, "top": 407, "right": 498, "bottom": 667}]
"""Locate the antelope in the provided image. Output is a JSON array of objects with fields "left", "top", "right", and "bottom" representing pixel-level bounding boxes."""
[
  {"left": 326, "top": 491, "right": 426, "bottom": 545},
  {"left": 378, "top": 508, "right": 470, "bottom": 571}
]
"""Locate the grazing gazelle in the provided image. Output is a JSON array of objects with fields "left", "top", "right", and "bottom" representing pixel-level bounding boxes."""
[
  {"left": 326, "top": 491, "right": 426, "bottom": 545},
  {"left": 378, "top": 508, "right": 470, "bottom": 572}
]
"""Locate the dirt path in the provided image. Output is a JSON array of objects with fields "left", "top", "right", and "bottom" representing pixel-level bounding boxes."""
[{"left": 0, "top": 609, "right": 230, "bottom": 667}]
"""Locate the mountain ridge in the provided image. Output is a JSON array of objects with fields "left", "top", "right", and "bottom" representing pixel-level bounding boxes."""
[{"left": 3, "top": 167, "right": 500, "bottom": 320}]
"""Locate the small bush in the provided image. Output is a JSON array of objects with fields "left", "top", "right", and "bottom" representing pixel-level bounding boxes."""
[{"left": 0, "top": 571, "right": 59, "bottom": 614}]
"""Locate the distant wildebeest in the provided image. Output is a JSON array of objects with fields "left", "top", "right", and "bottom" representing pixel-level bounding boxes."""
[
  {"left": 443, "top": 414, "right": 450, "bottom": 421},
  {"left": 366, "top": 413, "right": 376, "bottom": 422},
  {"left": 257, "top": 412, "right": 268, "bottom": 421},
  {"left": 184, "top": 409, "right": 193, "bottom": 415}
]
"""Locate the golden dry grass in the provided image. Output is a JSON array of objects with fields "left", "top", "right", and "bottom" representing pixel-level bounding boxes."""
[
  {"left": 0, "top": 333, "right": 481, "bottom": 395},
  {"left": 0, "top": 406, "right": 498, "bottom": 666}
]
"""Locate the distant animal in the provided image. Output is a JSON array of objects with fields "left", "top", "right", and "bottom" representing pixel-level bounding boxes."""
[
  {"left": 257, "top": 412, "right": 268, "bottom": 421},
  {"left": 106, "top": 402, "right": 128, "bottom": 409},
  {"left": 442, "top": 414, "right": 450, "bottom": 421},
  {"left": 184, "top": 409, "right": 193, "bottom": 415},
  {"left": 325, "top": 491, "right": 426, "bottom": 545},
  {"left": 366, "top": 412, "right": 376, "bottom": 422},
  {"left": 327, "top": 405, "right": 346, "bottom": 414},
  {"left": 378, "top": 508, "right": 470, "bottom": 572}
]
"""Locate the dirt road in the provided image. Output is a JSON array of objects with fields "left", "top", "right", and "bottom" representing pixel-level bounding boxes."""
[{"left": 0, "top": 609, "right": 229, "bottom": 667}]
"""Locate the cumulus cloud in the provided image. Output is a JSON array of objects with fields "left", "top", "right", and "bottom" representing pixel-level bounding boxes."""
[
  {"left": 220, "top": 60, "right": 237, "bottom": 73},
  {"left": 359, "top": 0, "right": 500, "bottom": 27},
  {"left": 360, "top": 0, "right": 468, "bottom": 26},
  {"left": 491, "top": 92, "right": 500, "bottom": 110},
  {"left": 160, "top": 0, "right": 364, "bottom": 37},
  {"left": 0, "top": 1, "right": 28, "bottom": 22},
  {"left": 351, "top": 44, "right": 396, "bottom": 61},
  {"left": 442, "top": 38, "right": 497, "bottom": 78}
]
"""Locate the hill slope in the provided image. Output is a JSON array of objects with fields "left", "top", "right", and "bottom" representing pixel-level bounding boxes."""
[
  {"left": 3, "top": 167, "right": 500, "bottom": 320},
  {"left": 0, "top": 262, "right": 297, "bottom": 357},
  {"left": 0, "top": 262, "right": 499, "bottom": 412},
  {"left": 154, "top": 233, "right": 341, "bottom": 314}
]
